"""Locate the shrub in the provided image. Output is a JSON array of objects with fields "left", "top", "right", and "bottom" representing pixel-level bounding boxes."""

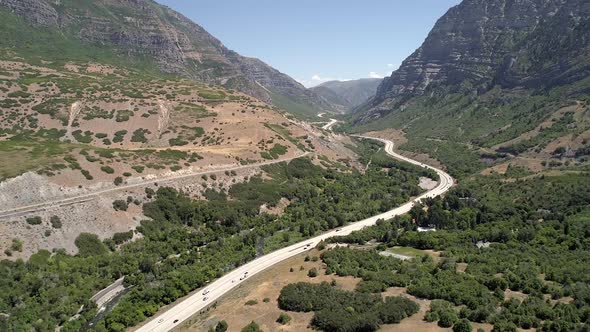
[
  {"left": 112, "top": 231, "right": 134, "bottom": 244},
  {"left": 308, "top": 267, "right": 318, "bottom": 278},
  {"left": 453, "top": 319, "right": 473, "bottom": 332},
  {"left": 112, "top": 200, "right": 129, "bottom": 211},
  {"left": 26, "top": 216, "right": 42, "bottom": 225},
  {"left": 212, "top": 321, "right": 228, "bottom": 332},
  {"left": 114, "top": 176, "right": 123, "bottom": 186},
  {"left": 132, "top": 165, "right": 145, "bottom": 173},
  {"left": 81, "top": 169, "right": 93, "bottom": 180},
  {"left": 101, "top": 166, "right": 115, "bottom": 174},
  {"left": 245, "top": 300, "right": 258, "bottom": 306},
  {"left": 50, "top": 216, "right": 62, "bottom": 229},
  {"left": 276, "top": 313, "right": 291, "bottom": 325},
  {"left": 241, "top": 321, "right": 262, "bottom": 332},
  {"left": 11, "top": 239, "right": 23, "bottom": 252},
  {"left": 263, "top": 297, "right": 270, "bottom": 303},
  {"left": 131, "top": 128, "right": 149, "bottom": 143},
  {"left": 74, "top": 233, "right": 107, "bottom": 257}
]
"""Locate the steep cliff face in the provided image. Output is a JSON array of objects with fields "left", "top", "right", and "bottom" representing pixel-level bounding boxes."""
[
  {"left": 358, "top": 0, "right": 590, "bottom": 122},
  {"left": 0, "top": 0, "right": 333, "bottom": 116}
]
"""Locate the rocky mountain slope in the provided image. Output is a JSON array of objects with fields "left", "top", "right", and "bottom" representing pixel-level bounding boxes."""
[
  {"left": 311, "top": 78, "right": 382, "bottom": 113},
  {"left": 0, "top": 0, "right": 334, "bottom": 118},
  {"left": 357, "top": 0, "right": 590, "bottom": 120},
  {"left": 351, "top": 0, "right": 590, "bottom": 176}
]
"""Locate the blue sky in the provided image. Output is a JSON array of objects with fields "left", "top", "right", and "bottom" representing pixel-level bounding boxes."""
[{"left": 155, "top": 0, "right": 460, "bottom": 87}]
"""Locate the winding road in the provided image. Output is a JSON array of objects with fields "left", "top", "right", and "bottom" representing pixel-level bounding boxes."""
[{"left": 135, "top": 135, "right": 454, "bottom": 332}]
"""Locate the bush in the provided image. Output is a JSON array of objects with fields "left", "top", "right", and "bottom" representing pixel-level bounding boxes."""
[
  {"left": 132, "top": 165, "right": 145, "bottom": 173},
  {"left": 74, "top": 233, "right": 107, "bottom": 257},
  {"left": 245, "top": 300, "right": 258, "bottom": 306},
  {"left": 26, "top": 216, "right": 42, "bottom": 225},
  {"left": 263, "top": 297, "right": 270, "bottom": 303},
  {"left": 101, "top": 166, "right": 115, "bottom": 174},
  {"left": 114, "top": 176, "right": 123, "bottom": 186},
  {"left": 113, "top": 231, "right": 134, "bottom": 244},
  {"left": 212, "top": 320, "right": 228, "bottom": 332},
  {"left": 308, "top": 268, "right": 318, "bottom": 278},
  {"left": 276, "top": 313, "right": 291, "bottom": 325},
  {"left": 50, "top": 216, "right": 62, "bottom": 229},
  {"left": 11, "top": 239, "right": 23, "bottom": 252},
  {"left": 453, "top": 319, "right": 473, "bottom": 332},
  {"left": 241, "top": 321, "right": 262, "bottom": 332},
  {"left": 81, "top": 169, "right": 93, "bottom": 180},
  {"left": 112, "top": 200, "right": 129, "bottom": 211}
]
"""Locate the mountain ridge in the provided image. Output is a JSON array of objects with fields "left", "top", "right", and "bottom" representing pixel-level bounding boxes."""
[
  {"left": 356, "top": 0, "right": 590, "bottom": 123},
  {"left": 0, "top": 0, "right": 335, "bottom": 118},
  {"left": 311, "top": 78, "right": 382, "bottom": 113}
]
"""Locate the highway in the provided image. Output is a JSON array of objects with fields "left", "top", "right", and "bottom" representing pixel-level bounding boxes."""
[
  {"left": 135, "top": 135, "right": 454, "bottom": 332},
  {"left": 322, "top": 118, "right": 339, "bottom": 130}
]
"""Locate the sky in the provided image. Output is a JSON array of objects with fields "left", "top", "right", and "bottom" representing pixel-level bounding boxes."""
[{"left": 155, "top": 0, "right": 460, "bottom": 87}]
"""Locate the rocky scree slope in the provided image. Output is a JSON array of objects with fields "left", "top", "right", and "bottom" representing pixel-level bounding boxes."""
[{"left": 0, "top": 0, "right": 334, "bottom": 117}]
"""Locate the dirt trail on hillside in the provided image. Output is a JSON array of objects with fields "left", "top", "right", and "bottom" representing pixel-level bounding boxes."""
[
  {"left": 64, "top": 101, "right": 83, "bottom": 140},
  {"left": 157, "top": 100, "right": 171, "bottom": 138}
]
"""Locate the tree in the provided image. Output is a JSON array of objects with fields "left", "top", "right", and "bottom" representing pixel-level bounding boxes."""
[
  {"left": 453, "top": 319, "right": 472, "bottom": 332},
  {"left": 75, "top": 233, "right": 108, "bottom": 256}
]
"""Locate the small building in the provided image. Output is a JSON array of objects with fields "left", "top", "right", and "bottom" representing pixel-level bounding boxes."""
[{"left": 417, "top": 226, "right": 436, "bottom": 232}]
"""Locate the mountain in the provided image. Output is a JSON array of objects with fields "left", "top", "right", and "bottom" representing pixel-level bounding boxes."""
[
  {"left": 311, "top": 78, "right": 382, "bottom": 113},
  {"left": 0, "top": 0, "right": 334, "bottom": 118},
  {"left": 357, "top": 0, "right": 590, "bottom": 120},
  {"left": 351, "top": 0, "right": 590, "bottom": 176}
]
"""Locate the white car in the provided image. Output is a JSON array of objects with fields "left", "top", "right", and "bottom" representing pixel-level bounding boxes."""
[
  {"left": 203, "top": 297, "right": 209, "bottom": 301},
  {"left": 202, "top": 289, "right": 209, "bottom": 295}
]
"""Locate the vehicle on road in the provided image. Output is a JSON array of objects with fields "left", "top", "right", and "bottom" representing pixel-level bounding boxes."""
[
  {"left": 158, "top": 318, "right": 163, "bottom": 323},
  {"left": 173, "top": 319, "right": 179, "bottom": 323},
  {"left": 203, "top": 297, "right": 208, "bottom": 301},
  {"left": 202, "top": 289, "right": 209, "bottom": 295}
]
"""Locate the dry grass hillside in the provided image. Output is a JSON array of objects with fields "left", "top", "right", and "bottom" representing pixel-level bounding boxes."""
[{"left": 0, "top": 58, "right": 358, "bottom": 260}]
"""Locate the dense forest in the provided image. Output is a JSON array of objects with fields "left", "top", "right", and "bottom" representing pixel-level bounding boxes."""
[
  {"left": 281, "top": 171, "right": 590, "bottom": 331},
  {"left": 278, "top": 282, "right": 419, "bottom": 331},
  {"left": 0, "top": 140, "right": 430, "bottom": 331}
]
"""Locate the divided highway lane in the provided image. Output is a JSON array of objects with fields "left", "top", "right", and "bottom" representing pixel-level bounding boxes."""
[{"left": 136, "top": 136, "right": 454, "bottom": 332}]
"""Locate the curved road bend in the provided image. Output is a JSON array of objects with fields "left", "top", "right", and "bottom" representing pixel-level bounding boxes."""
[
  {"left": 136, "top": 136, "right": 454, "bottom": 332},
  {"left": 322, "top": 118, "right": 339, "bottom": 130},
  {"left": 0, "top": 152, "right": 310, "bottom": 220}
]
